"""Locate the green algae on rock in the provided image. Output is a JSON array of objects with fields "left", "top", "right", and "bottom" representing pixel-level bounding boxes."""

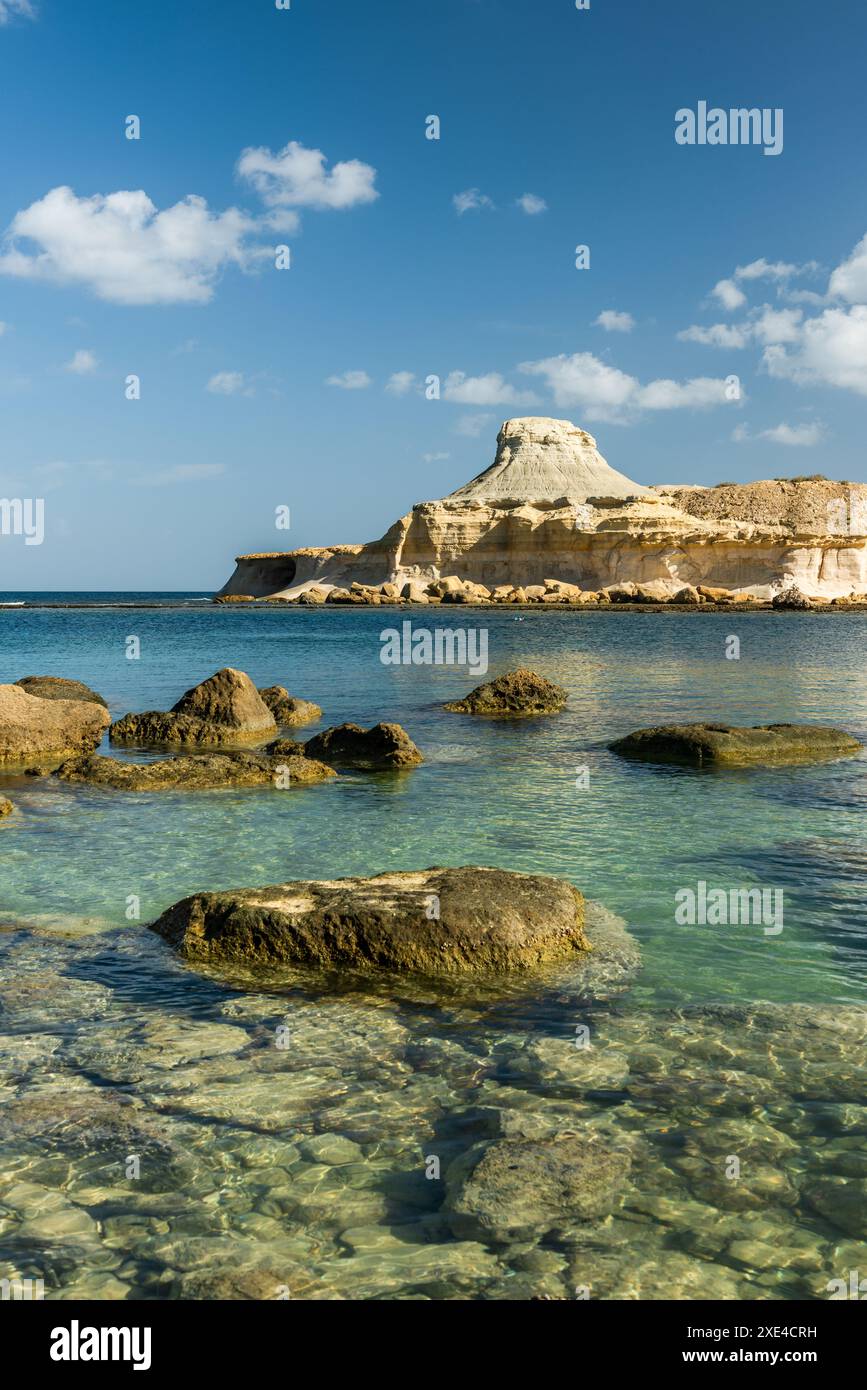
[
  {"left": 55, "top": 751, "right": 335, "bottom": 791},
  {"left": 444, "top": 668, "right": 567, "bottom": 717},
  {"left": 0, "top": 797, "right": 13, "bottom": 818},
  {"left": 149, "top": 866, "right": 589, "bottom": 974},
  {"left": 609, "top": 721, "right": 862, "bottom": 767}
]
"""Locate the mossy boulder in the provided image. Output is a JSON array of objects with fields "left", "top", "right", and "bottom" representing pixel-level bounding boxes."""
[
  {"left": 445, "top": 668, "right": 567, "bottom": 717},
  {"left": 149, "top": 866, "right": 589, "bottom": 974},
  {"left": 111, "top": 668, "right": 277, "bottom": 748},
  {"left": 304, "top": 722, "right": 423, "bottom": 769},
  {"left": 0, "top": 684, "right": 110, "bottom": 769},
  {"left": 55, "top": 751, "right": 335, "bottom": 791},
  {"left": 258, "top": 687, "right": 322, "bottom": 726},
  {"left": 610, "top": 722, "right": 862, "bottom": 767}
]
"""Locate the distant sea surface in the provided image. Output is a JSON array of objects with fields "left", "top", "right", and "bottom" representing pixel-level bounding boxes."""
[{"left": 1, "top": 596, "right": 865, "bottom": 1299}]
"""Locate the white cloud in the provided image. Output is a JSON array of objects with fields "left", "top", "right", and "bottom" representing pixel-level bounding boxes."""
[
  {"left": 453, "top": 189, "right": 495, "bottom": 215},
  {"left": 206, "top": 371, "right": 249, "bottom": 396},
  {"left": 453, "top": 412, "right": 492, "bottom": 437},
  {"left": 829, "top": 232, "right": 867, "bottom": 303},
  {"left": 0, "top": 186, "right": 258, "bottom": 306},
  {"left": 731, "top": 423, "right": 750, "bottom": 443},
  {"left": 443, "top": 370, "right": 538, "bottom": 406},
  {"left": 764, "top": 305, "right": 867, "bottom": 395},
  {"left": 134, "top": 463, "right": 226, "bottom": 486},
  {"left": 595, "top": 309, "right": 634, "bottom": 334},
  {"left": 423, "top": 451, "right": 450, "bottom": 462},
  {"left": 712, "top": 278, "right": 747, "bottom": 311},
  {"left": 385, "top": 371, "right": 416, "bottom": 396},
  {"left": 678, "top": 322, "right": 751, "bottom": 349},
  {"left": 236, "top": 141, "right": 378, "bottom": 211},
  {"left": 734, "top": 258, "right": 818, "bottom": 283},
  {"left": 516, "top": 193, "right": 547, "bottom": 215},
  {"left": 679, "top": 305, "right": 802, "bottom": 350},
  {"left": 759, "top": 421, "right": 824, "bottom": 446},
  {"left": 325, "top": 370, "right": 371, "bottom": 390},
  {"left": 64, "top": 348, "right": 97, "bottom": 374},
  {"left": 519, "top": 351, "right": 733, "bottom": 422},
  {"left": 0, "top": 1, "right": 35, "bottom": 24}
]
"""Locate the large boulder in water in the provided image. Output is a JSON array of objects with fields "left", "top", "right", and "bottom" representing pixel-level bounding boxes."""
[
  {"left": 149, "top": 866, "right": 589, "bottom": 974},
  {"left": 445, "top": 668, "right": 567, "bottom": 717},
  {"left": 55, "top": 750, "right": 335, "bottom": 791},
  {"left": 0, "top": 684, "right": 110, "bottom": 768},
  {"left": 609, "top": 722, "right": 862, "bottom": 767},
  {"left": 111, "top": 668, "right": 277, "bottom": 747},
  {"left": 304, "top": 722, "right": 423, "bottom": 769},
  {"left": 16, "top": 676, "right": 108, "bottom": 708}
]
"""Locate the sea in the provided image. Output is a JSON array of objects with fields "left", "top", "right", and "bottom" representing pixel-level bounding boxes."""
[{"left": 0, "top": 595, "right": 865, "bottom": 1300}]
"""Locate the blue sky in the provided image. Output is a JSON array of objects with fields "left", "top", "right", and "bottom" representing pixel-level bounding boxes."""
[{"left": 2, "top": 0, "right": 867, "bottom": 588}]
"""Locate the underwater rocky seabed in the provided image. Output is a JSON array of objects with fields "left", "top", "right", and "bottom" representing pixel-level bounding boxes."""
[{"left": 1, "top": 605, "right": 866, "bottom": 1300}]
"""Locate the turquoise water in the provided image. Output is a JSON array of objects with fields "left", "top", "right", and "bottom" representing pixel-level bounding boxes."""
[{"left": 1, "top": 602, "right": 866, "bottom": 1299}]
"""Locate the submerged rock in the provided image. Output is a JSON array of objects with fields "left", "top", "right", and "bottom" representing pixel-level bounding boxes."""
[
  {"left": 0, "top": 683, "right": 110, "bottom": 768},
  {"left": 16, "top": 676, "right": 108, "bottom": 708},
  {"left": 445, "top": 1133, "right": 631, "bottom": 1243},
  {"left": 111, "top": 668, "right": 277, "bottom": 748},
  {"left": 444, "top": 668, "right": 567, "bottom": 717},
  {"left": 55, "top": 751, "right": 335, "bottom": 791},
  {"left": 304, "top": 722, "right": 423, "bottom": 769},
  {"left": 149, "top": 865, "right": 589, "bottom": 974},
  {"left": 610, "top": 722, "right": 862, "bottom": 767},
  {"left": 0, "top": 796, "right": 12, "bottom": 817},
  {"left": 258, "top": 687, "right": 322, "bottom": 726}
]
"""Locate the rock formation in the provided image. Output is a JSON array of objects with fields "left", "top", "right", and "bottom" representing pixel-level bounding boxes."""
[
  {"left": 148, "top": 865, "right": 589, "bottom": 973},
  {"left": 610, "top": 722, "right": 862, "bottom": 767},
  {"left": 0, "top": 684, "right": 111, "bottom": 768},
  {"left": 0, "top": 797, "right": 13, "bottom": 818},
  {"left": 110, "top": 668, "right": 278, "bottom": 748},
  {"left": 219, "top": 417, "right": 867, "bottom": 603},
  {"left": 55, "top": 750, "right": 335, "bottom": 791},
  {"left": 303, "top": 722, "right": 423, "bottom": 770},
  {"left": 16, "top": 676, "right": 108, "bottom": 708},
  {"left": 444, "top": 668, "right": 567, "bottom": 718}
]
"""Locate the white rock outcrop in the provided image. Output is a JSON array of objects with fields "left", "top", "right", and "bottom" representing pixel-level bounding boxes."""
[{"left": 219, "top": 418, "right": 867, "bottom": 601}]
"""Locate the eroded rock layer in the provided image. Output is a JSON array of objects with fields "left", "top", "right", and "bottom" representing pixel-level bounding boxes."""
[{"left": 219, "top": 417, "right": 867, "bottom": 602}]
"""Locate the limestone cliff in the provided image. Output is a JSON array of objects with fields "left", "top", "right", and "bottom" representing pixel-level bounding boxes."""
[{"left": 219, "top": 417, "right": 867, "bottom": 601}]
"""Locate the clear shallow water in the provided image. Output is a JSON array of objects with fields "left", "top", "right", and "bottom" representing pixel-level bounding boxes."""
[{"left": 1, "top": 601, "right": 866, "bottom": 1299}]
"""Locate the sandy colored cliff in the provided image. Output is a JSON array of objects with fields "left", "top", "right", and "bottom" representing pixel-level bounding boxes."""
[{"left": 219, "top": 418, "right": 867, "bottom": 602}]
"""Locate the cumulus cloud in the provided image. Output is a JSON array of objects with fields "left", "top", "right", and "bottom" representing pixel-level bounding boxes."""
[
  {"left": 237, "top": 141, "right": 378, "bottom": 211},
  {"left": 453, "top": 189, "right": 495, "bottom": 215},
  {"left": 679, "top": 305, "right": 803, "bottom": 350},
  {"left": 519, "top": 352, "right": 733, "bottom": 422},
  {"left": 0, "top": 1, "right": 35, "bottom": 24},
  {"left": 326, "top": 370, "right": 372, "bottom": 390},
  {"left": 385, "top": 371, "right": 416, "bottom": 396},
  {"left": 0, "top": 186, "right": 258, "bottom": 305},
  {"left": 64, "top": 348, "right": 97, "bottom": 374},
  {"left": 763, "top": 305, "right": 867, "bottom": 395},
  {"left": 829, "top": 232, "right": 867, "bottom": 303},
  {"left": 594, "top": 309, "right": 634, "bottom": 334},
  {"left": 423, "top": 451, "right": 450, "bottom": 462},
  {"left": 206, "top": 371, "right": 249, "bottom": 396},
  {"left": 443, "top": 371, "right": 538, "bottom": 407},
  {"left": 678, "top": 322, "right": 752, "bottom": 349},
  {"left": 712, "top": 278, "right": 747, "bottom": 312},
  {"left": 733, "top": 421, "right": 824, "bottom": 446},
  {"left": 516, "top": 194, "right": 547, "bottom": 215}
]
